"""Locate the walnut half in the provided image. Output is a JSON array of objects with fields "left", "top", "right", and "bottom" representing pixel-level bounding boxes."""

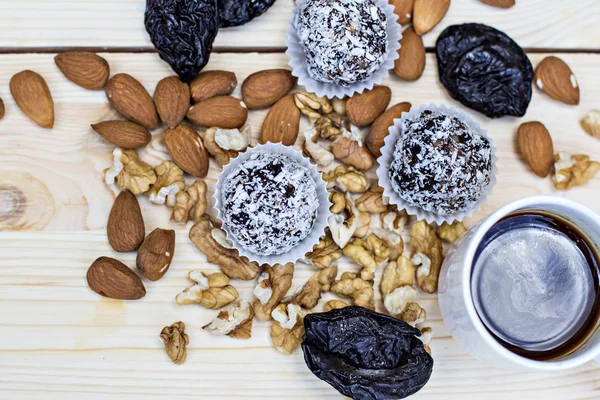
[
  {"left": 176, "top": 270, "right": 238, "bottom": 309},
  {"left": 160, "top": 321, "right": 189, "bottom": 365}
]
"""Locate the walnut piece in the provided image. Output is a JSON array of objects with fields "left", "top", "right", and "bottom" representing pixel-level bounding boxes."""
[
  {"left": 160, "top": 321, "right": 189, "bottom": 365},
  {"left": 331, "top": 97, "right": 347, "bottom": 116},
  {"left": 189, "top": 215, "right": 261, "bottom": 280},
  {"left": 284, "top": 265, "right": 338, "bottom": 310},
  {"left": 410, "top": 221, "right": 443, "bottom": 293},
  {"left": 314, "top": 114, "right": 344, "bottom": 140},
  {"left": 204, "top": 125, "right": 251, "bottom": 166},
  {"left": 148, "top": 161, "right": 185, "bottom": 206},
  {"left": 253, "top": 263, "right": 295, "bottom": 321},
  {"left": 381, "top": 257, "right": 426, "bottom": 326},
  {"left": 343, "top": 234, "right": 390, "bottom": 281},
  {"left": 380, "top": 256, "right": 414, "bottom": 297},
  {"left": 328, "top": 194, "right": 371, "bottom": 247},
  {"left": 270, "top": 304, "right": 307, "bottom": 355},
  {"left": 203, "top": 300, "right": 254, "bottom": 339},
  {"left": 176, "top": 270, "right": 238, "bottom": 309},
  {"left": 331, "top": 271, "right": 374, "bottom": 310},
  {"left": 581, "top": 110, "right": 600, "bottom": 138},
  {"left": 553, "top": 152, "right": 600, "bottom": 190},
  {"left": 355, "top": 190, "right": 388, "bottom": 213},
  {"left": 104, "top": 148, "right": 157, "bottom": 194},
  {"left": 373, "top": 228, "right": 404, "bottom": 261},
  {"left": 331, "top": 135, "right": 375, "bottom": 171},
  {"left": 303, "top": 129, "right": 334, "bottom": 166},
  {"left": 322, "top": 165, "right": 369, "bottom": 193},
  {"left": 305, "top": 232, "right": 342, "bottom": 269},
  {"left": 294, "top": 92, "right": 333, "bottom": 119},
  {"left": 323, "top": 299, "right": 349, "bottom": 312},
  {"left": 420, "top": 327, "right": 433, "bottom": 354},
  {"left": 437, "top": 222, "right": 467, "bottom": 243},
  {"left": 172, "top": 180, "right": 208, "bottom": 224},
  {"left": 381, "top": 207, "right": 408, "bottom": 235},
  {"left": 329, "top": 191, "right": 346, "bottom": 213},
  {"left": 398, "top": 302, "right": 427, "bottom": 327}
]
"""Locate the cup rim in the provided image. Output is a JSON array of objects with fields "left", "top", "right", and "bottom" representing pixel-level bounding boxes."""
[{"left": 462, "top": 195, "right": 600, "bottom": 370}]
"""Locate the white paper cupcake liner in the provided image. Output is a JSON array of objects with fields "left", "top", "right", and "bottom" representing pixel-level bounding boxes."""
[
  {"left": 376, "top": 103, "right": 498, "bottom": 225},
  {"left": 214, "top": 142, "right": 332, "bottom": 266},
  {"left": 286, "top": 0, "right": 402, "bottom": 99}
]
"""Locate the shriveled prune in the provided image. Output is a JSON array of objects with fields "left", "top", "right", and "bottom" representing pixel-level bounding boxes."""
[
  {"left": 436, "top": 23, "right": 533, "bottom": 118},
  {"left": 302, "top": 306, "right": 433, "bottom": 400},
  {"left": 145, "top": 0, "right": 219, "bottom": 83},
  {"left": 218, "top": 0, "right": 277, "bottom": 28}
]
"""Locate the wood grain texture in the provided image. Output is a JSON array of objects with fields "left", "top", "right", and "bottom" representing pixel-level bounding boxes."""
[
  {"left": 0, "top": 0, "right": 599, "bottom": 50},
  {"left": 1, "top": 52, "right": 600, "bottom": 399},
  {"left": 0, "top": 232, "right": 599, "bottom": 399},
  {"left": 1, "top": 52, "right": 600, "bottom": 231}
]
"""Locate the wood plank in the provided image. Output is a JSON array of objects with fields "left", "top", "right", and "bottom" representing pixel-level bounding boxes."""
[
  {"left": 1, "top": 52, "right": 600, "bottom": 231},
  {"left": 0, "top": 232, "right": 599, "bottom": 399},
  {"left": 0, "top": 0, "right": 599, "bottom": 50}
]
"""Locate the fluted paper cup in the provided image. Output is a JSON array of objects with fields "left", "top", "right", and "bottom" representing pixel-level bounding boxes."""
[
  {"left": 214, "top": 143, "right": 331, "bottom": 266},
  {"left": 376, "top": 104, "right": 498, "bottom": 225},
  {"left": 286, "top": 0, "right": 402, "bottom": 99}
]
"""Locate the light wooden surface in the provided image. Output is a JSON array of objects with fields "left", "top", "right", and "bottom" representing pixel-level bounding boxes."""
[
  {"left": 2, "top": 1, "right": 600, "bottom": 398},
  {"left": 0, "top": 0, "right": 599, "bottom": 50}
]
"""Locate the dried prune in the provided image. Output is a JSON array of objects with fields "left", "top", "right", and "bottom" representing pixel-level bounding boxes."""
[
  {"left": 218, "top": 0, "right": 277, "bottom": 28},
  {"left": 302, "top": 306, "right": 433, "bottom": 400},
  {"left": 436, "top": 23, "right": 533, "bottom": 118},
  {"left": 145, "top": 0, "right": 219, "bottom": 83}
]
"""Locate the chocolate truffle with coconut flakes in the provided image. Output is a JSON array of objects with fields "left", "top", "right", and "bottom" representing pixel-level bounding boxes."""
[
  {"left": 389, "top": 110, "right": 492, "bottom": 215},
  {"left": 297, "top": 0, "right": 388, "bottom": 86},
  {"left": 221, "top": 152, "right": 320, "bottom": 256}
]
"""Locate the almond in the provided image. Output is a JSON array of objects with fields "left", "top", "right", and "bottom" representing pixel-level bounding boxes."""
[
  {"left": 534, "top": 56, "right": 580, "bottom": 105},
  {"left": 581, "top": 110, "right": 600, "bottom": 138},
  {"left": 479, "top": 0, "right": 515, "bottom": 8},
  {"left": 391, "top": 0, "right": 414, "bottom": 25},
  {"left": 413, "top": 0, "right": 450, "bottom": 36},
  {"left": 346, "top": 86, "right": 392, "bottom": 127},
  {"left": 87, "top": 257, "right": 146, "bottom": 300},
  {"left": 186, "top": 96, "right": 248, "bottom": 129},
  {"left": 91, "top": 120, "right": 151, "bottom": 149},
  {"left": 154, "top": 76, "right": 190, "bottom": 128},
  {"left": 367, "top": 102, "right": 412, "bottom": 157},
  {"left": 0, "top": 97, "right": 4, "bottom": 120},
  {"left": 105, "top": 73, "right": 159, "bottom": 129},
  {"left": 54, "top": 52, "right": 110, "bottom": 90},
  {"left": 107, "top": 190, "right": 145, "bottom": 252},
  {"left": 164, "top": 124, "right": 209, "bottom": 177},
  {"left": 190, "top": 70, "right": 237, "bottom": 103},
  {"left": 10, "top": 70, "right": 55, "bottom": 129},
  {"left": 242, "top": 69, "right": 296, "bottom": 110},
  {"left": 260, "top": 94, "right": 300, "bottom": 146},
  {"left": 517, "top": 121, "right": 554, "bottom": 177},
  {"left": 137, "top": 228, "right": 176, "bottom": 281},
  {"left": 394, "top": 27, "right": 425, "bottom": 81}
]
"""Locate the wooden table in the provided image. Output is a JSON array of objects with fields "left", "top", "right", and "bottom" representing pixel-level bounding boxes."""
[{"left": 1, "top": 1, "right": 600, "bottom": 399}]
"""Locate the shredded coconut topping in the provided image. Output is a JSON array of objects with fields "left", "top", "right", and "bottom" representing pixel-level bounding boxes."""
[
  {"left": 221, "top": 152, "right": 319, "bottom": 256},
  {"left": 297, "top": 0, "right": 388, "bottom": 86},
  {"left": 389, "top": 111, "right": 492, "bottom": 215}
]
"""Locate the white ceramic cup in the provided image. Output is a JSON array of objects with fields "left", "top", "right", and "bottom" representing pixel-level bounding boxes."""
[{"left": 438, "top": 195, "right": 600, "bottom": 370}]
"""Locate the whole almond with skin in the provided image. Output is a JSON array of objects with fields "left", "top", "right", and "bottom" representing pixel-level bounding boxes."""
[
  {"left": 154, "top": 76, "right": 190, "bottom": 128},
  {"left": 87, "top": 257, "right": 146, "bottom": 300},
  {"left": 10, "top": 70, "right": 54, "bottom": 129},
  {"left": 136, "top": 228, "right": 175, "bottom": 281},
  {"left": 391, "top": 0, "right": 414, "bottom": 24},
  {"left": 260, "top": 94, "right": 300, "bottom": 146},
  {"left": 346, "top": 86, "right": 392, "bottom": 127},
  {"left": 105, "top": 73, "right": 159, "bottom": 129},
  {"left": 534, "top": 56, "right": 580, "bottom": 105},
  {"left": 242, "top": 69, "right": 296, "bottom": 110},
  {"left": 479, "top": 0, "right": 515, "bottom": 8},
  {"left": 54, "top": 52, "right": 110, "bottom": 90},
  {"left": 164, "top": 125, "right": 209, "bottom": 177},
  {"left": 367, "top": 102, "right": 412, "bottom": 157},
  {"left": 0, "top": 98, "right": 4, "bottom": 120},
  {"left": 413, "top": 0, "right": 450, "bottom": 36},
  {"left": 190, "top": 70, "right": 237, "bottom": 103},
  {"left": 91, "top": 120, "right": 151, "bottom": 149},
  {"left": 394, "top": 27, "right": 425, "bottom": 81},
  {"left": 107, "top": 190, "right": 145, "bottom": 252},
  {"left": 187, "top": 96, "right": 248, "bottom": 129},
  {"left": 517, "top": 121, "right": 554, "bottom": 177}
]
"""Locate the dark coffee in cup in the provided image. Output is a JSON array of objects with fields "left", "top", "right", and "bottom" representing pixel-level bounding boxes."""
[{"left": 471, "top": 210, "right": 600, "bottom": 361}]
